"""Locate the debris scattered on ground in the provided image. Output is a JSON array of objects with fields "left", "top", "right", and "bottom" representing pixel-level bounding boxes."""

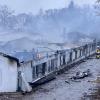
[
  {"left": 88, "top": 77, "right": 100, "bottom": 83},
  {"left": 70, "top": 69, "right": 91, "bottom": 80},
  {"left": 65, "top": 69, "right": 91, "bottom": 84},
  {"left": 65, "top": 80, "right": 70, "bottom": 84}
]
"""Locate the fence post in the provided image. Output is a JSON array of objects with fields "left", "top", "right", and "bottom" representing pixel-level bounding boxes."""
[{"left": 69, "top": 51, "right": 72, "bottom": 63}]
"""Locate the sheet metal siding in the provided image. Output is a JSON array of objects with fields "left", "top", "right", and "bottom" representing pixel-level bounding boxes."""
[{"left": 0, "top": 55, "right": 17, "bottom": 92}]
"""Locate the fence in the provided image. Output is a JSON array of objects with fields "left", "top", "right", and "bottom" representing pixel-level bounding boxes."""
[
  {"left": 56, "top": 42, "right": 97, "bottom": 73},
  {"left": 19, "top": 41, "right": 98, "bottom": 91}
]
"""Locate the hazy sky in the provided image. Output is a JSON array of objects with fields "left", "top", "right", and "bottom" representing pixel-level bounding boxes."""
[{"left": 0, "top": 0, "right": 96, "bottom": 14}]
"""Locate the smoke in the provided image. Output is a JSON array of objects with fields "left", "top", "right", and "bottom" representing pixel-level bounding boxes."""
[{"left": 0, "top": 1, "right": 99, "bottom": 43}]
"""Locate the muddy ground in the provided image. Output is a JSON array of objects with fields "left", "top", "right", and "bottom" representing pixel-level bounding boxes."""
[{"left": 0, "top": 57, "right": 100, "bottom": 100}]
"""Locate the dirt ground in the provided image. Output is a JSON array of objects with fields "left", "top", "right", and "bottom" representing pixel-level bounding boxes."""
[{"left": 1, "top": 57, "right": 100, "bottom": 100}]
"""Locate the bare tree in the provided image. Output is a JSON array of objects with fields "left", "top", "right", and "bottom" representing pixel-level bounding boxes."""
[{"left": 0, "top": 5, "right": 14, "bottom": 27}]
